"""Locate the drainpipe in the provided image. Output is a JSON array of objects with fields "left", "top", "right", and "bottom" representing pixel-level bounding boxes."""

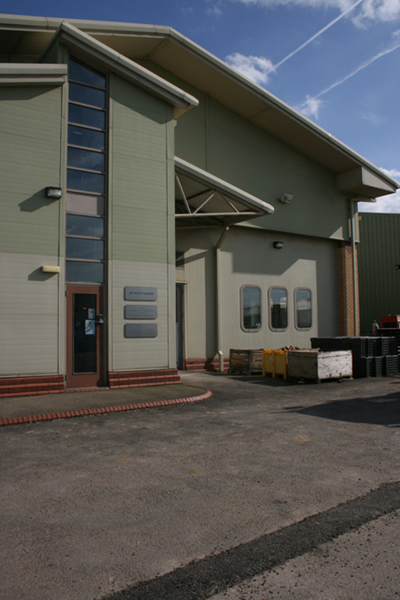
[
  {"left": 215, "top": 226, "right": 229, "bottom": 373},
  {"left": 350, "top": 198, "right": 359, "bottom": 336}
]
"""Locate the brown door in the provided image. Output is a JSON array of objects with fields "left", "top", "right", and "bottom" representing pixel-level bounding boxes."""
[{"left": 66, "top": 286, "right": 104, "bottom": 388}]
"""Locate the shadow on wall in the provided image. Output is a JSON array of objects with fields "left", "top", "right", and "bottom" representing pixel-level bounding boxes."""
[
  {"left": 19, "top": 189, "right": 59, "bottom": 213},
  {"left": 283, "top": 391, "right": 400, "bottom": 427}
]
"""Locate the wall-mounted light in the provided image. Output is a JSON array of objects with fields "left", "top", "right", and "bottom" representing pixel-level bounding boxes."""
[
  {"left": 273, "top": 241, "right": 284, "bottom": 249},
  {"left": 279, "top": 194, "right": 293, "bottom": 204},
  {"left": 395, "top": 265, "right": 400, "bottom": 270},
  {"left": 45, "top": 187, "right": 62, "bottom": 199},
  {"left": 42, "top": 265, "right": 60, "bottom": 274}
]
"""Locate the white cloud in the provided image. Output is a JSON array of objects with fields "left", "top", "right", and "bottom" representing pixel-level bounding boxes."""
[
  {"left": 297, "top": 95, "right": 324, "bottom": 118},
  {"left": 207, "top": 1, "right": 224, "bottom": 14},
  {"left": 225, "top": 53, "right": 275, "bottom": 84},
  {"left": 358, "top": 169, "right": 400, "bottom": 213},
  {"left": 231, "top": 0, "right": 400, "bottom": 24}
]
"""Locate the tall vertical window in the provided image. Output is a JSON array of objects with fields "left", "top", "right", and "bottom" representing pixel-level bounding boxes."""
[
  {"left": 66, "top": 58, "right": 107, "bottom": 284},
  {"left": 269, "top": 287, "right": 288, "bottom": 330},
  {"left": 241, "top": 286, "right": 261, "bottom": 332},
  {"left": 295, "top": 288, "right": 312, "bottom": 329}
]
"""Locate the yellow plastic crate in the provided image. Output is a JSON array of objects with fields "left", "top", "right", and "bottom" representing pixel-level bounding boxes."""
[{"left": 262, "top": 349, "right": 288, "bottom": 380}]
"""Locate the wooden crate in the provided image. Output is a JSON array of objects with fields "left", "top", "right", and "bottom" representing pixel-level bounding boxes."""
[
  {"left": 287, "top": 350, "right": 352, "bottom": 381},
  {"left": 229, "top": 349, "right": 263, "bottom": 375}
]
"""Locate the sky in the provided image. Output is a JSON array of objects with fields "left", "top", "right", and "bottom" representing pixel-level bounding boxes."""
[{"left": 1, "top": 0, "right": 400, "bottom": 212}]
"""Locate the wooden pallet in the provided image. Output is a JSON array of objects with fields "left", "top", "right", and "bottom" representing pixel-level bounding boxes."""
[{"left": 229, "top": 349, "right": 263, "bottom": 375}]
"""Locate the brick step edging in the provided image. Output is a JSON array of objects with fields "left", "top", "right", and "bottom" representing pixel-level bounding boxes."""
[{"left": 0, "top": 388, "right": 212, "bottom": 427}]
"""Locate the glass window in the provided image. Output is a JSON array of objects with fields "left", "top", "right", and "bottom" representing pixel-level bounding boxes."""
[
  {"left": 66, "top": 193, "right": 105, "bottom": 216},
  {"left": 66, "top": 261, "right": 104, "bottom": 283},
  {"left": 67, "top": 169, "right": 105, "bottom": 194},
  {"left": 68, "top": 125, "right": 105, "bottom": 150},
  {"left": 66, "top": 238, "right": 104, "bottom": 260},
  {"left": 295, "top": 289, "right": 312, "bottom": 329},
  {"left": 66, "top": 215, "right": 104, "bottom": 238},
  {"left": 68, "top": 147, "right": 105, "bottom": 172},
  {"left": 69, "top": 104, "right": 105, "bottom": 129},
  {"left": 69, "top": 58, "right": 106, "bottom": 88},
  {"left": 241, "top": 286, "right": 261, "bottom": 332},
  {"left": 69, "top": 82, "right": 106, "bottom": 109},
  {"left": 270, "top": 288, "right": 288, "bottom": 330}
]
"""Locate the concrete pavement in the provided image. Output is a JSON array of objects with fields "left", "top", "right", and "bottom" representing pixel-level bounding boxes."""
[{"left": 1, "top": 371, "right": 400, "bottom": 600}]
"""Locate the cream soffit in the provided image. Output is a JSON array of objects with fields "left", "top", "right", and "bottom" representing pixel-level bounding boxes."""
[
  {"left": 40, "top": 21, "right": 198, "bottom": 119},
  {"left": 0, "top": 63, "right": 67, "bottom": 85},
  {"left": 0, "top": 14, "right": 398, "bottom": 195},
  {"left": 175, "top": 156, "right": 274, "bottom": 227}
]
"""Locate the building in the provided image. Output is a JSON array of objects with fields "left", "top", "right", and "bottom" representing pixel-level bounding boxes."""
[
  {"left": 358, "top": 213, "right": 400, "bottom": 334},
  {"left": 0, "top": 14, "right": 398, "bottom": 396}
]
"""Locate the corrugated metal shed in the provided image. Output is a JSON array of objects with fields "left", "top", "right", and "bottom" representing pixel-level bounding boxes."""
[{"left": 358, "top": 213, "right": 400, "bottom": 333}]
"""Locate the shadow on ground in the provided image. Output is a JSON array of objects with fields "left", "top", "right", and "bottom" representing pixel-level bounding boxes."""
[{"left": 283, "top": 391, "right": 400, "bottom": 427}]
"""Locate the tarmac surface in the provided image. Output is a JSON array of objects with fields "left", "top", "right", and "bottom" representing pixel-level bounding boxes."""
[{"left": 1, "top": 371, "right": 400, "bottom": 600}]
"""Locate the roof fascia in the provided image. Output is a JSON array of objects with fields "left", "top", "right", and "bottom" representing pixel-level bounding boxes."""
[
  {"left": 175, "top": 156, "right": 274, "bottom": 215},
  {"left": 39, "top": 21, "right": 198, "bottom": 119},
  {"left": 0, "top": 63, "right": 67, "bottom": 86}
]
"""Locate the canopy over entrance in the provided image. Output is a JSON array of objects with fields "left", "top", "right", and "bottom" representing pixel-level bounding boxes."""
[{"left": 175, "top": 157, "right": 274, "bottom": 227}]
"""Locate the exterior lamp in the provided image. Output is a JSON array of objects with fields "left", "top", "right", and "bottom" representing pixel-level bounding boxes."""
[
  {"left": 279, "top": 194, "right": 293, "bottom": 204},
  {"left": 395, "top": 265, "right": 400, "bottom": 270},
  {"left": 273, "top": 241, "right": 284, "bottom": 249},
  {"left": 45, "top": 187, "right": 62, "bottom": 199}
]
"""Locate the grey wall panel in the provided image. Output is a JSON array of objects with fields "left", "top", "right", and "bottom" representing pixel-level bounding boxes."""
[
  {"left": 0, "top": 85, "right": 63, "bottom": 257},
  {"left": 110, "top": 260, "right": 172, "bottom": 371},
  {"left": 358, "top": 213, "right": 400, "bottom": 333},
  {"left": 0, "top": 253, "right": 60, "bottom": 376},
  {"left": 176, "top": 227, "right": 339, "bottom": 359}
]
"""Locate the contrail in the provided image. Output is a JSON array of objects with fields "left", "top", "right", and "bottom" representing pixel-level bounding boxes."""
[
  {"left": 274, "top": 0, "right": 364, "bottom": 70},
  {"left": 314, "top": 34, "right": 400, "bottom": 98}
]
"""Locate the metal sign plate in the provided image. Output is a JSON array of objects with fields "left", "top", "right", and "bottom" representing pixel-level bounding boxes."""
[
  {"left": 124, "top": 287, "right": 157, "bottom": 302},
  {"left": 124, "top": 305, "right": 158, "bottom": 320},
  {"left": 124, "top": 324, "right": 158, "bottom": 338}
]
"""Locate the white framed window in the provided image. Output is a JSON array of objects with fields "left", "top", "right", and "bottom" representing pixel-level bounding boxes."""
[
  {"left": 269, "top": 287, "right": 288, "bottom": 331},
  {"left": 295, "top": 288, "right": 312, "bottom": 330},
  {"left": 241, "top": 286, "right": 262, "bottom": 332}
]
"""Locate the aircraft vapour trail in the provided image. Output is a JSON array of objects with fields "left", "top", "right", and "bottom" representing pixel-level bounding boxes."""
[{"left": 274, "top": 0, "right": 364, "bottom": 70}]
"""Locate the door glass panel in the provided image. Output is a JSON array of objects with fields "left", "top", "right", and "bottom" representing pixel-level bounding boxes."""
[
  {"left": 69, "top": 104, "right": 105, "bottom": 129},
  {"left": 68, "top": 147, "right": 105, "bottom": 172},
  {"left": 66, "top": 261, "right": 104, "bottom": 283},
  {"left": 66, "top": 214, "right": 104, "bottom": 238},
  {"left": 69, "top": 58, "right": 106, "bottom": 88},
  {"left": 69, "top": 82, "right": 106, "bottom": 109},
  {"left": 68, "top": 125, "right": 105, "bottom": 150},
  {"left": 73, "top": 293, "right": 97, "bottom": 373},
  {"left": 67, "top": 169, "right": 105, "bottom": 193}
]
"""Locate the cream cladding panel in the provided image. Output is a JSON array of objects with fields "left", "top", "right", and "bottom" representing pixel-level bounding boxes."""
[
  {"left": 176, "top": 227, "right": 339, "bottom": 359},
  {"left": 0, "top": 85, "right": 63, "bottom": 256},
  {"left": 0, "top": 253, "right": 59, "bottom": 376}
]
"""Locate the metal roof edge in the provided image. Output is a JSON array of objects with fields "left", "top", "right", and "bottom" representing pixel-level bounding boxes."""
[{"left": 175, "top": 156, "right": 275, "bottom": 215}]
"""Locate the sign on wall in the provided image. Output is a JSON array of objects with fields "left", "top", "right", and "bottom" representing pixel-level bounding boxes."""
[
  {"left": 124, "top": 287, "right": 157, "bottom": 302},
  {"left": 124, "top": 305, "right": 158, "bottom": 320},
  {"left": 124, "top": 324, "right": 158, "bottom": 338}
]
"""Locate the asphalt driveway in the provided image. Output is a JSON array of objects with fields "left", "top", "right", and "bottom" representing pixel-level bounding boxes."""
[{"left": 1, "top": 372, "right": 399, "bottom": 600}]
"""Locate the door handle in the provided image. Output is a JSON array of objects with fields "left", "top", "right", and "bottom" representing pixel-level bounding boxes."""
[{"left": 95, "top": 314, "right": 104, "bottom": 324}]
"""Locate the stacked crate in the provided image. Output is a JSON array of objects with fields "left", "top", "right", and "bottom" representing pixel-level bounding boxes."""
[{"left": 310, "top": 337, "right": 398, "bottom": 378}]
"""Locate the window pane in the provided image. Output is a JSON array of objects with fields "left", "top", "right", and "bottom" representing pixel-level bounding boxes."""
[
  {"left": 69, "top": 82, "right": 106, "bottom": 109},
  {"left": 69, "top": 58, "right": 106, "bottom": 88},
  {"left": 67, "top": 169, "right": 105, "bottom": 194},
  {"left": 296, "top": 289, "right": 312, "bottom": 329},
  {"left": 242, "top": 287, "right": 261, "bottom": 331},
  {"left": 66, "top": 193, "right": 105, "bottom": 216},
  {"left": 69, "top": 104, "right": 105, "bottom": 129},
  {"left": 68, "top": 147, "right": 105, "bottom": 172},
  {"left": 68, "top": 125, "right": 105, "bottom": 150},
  {"left": 66, "top": 261, "right": 104, "bottom": 283},
  {"left": 66, "top": 215, "right": 104, "bottom": 238},
  {"left": 270, "top": 288, "right": 288, "bottom": 329},
  {"left": 66, "top": 238, "right": 104, "bottom": 260}
]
